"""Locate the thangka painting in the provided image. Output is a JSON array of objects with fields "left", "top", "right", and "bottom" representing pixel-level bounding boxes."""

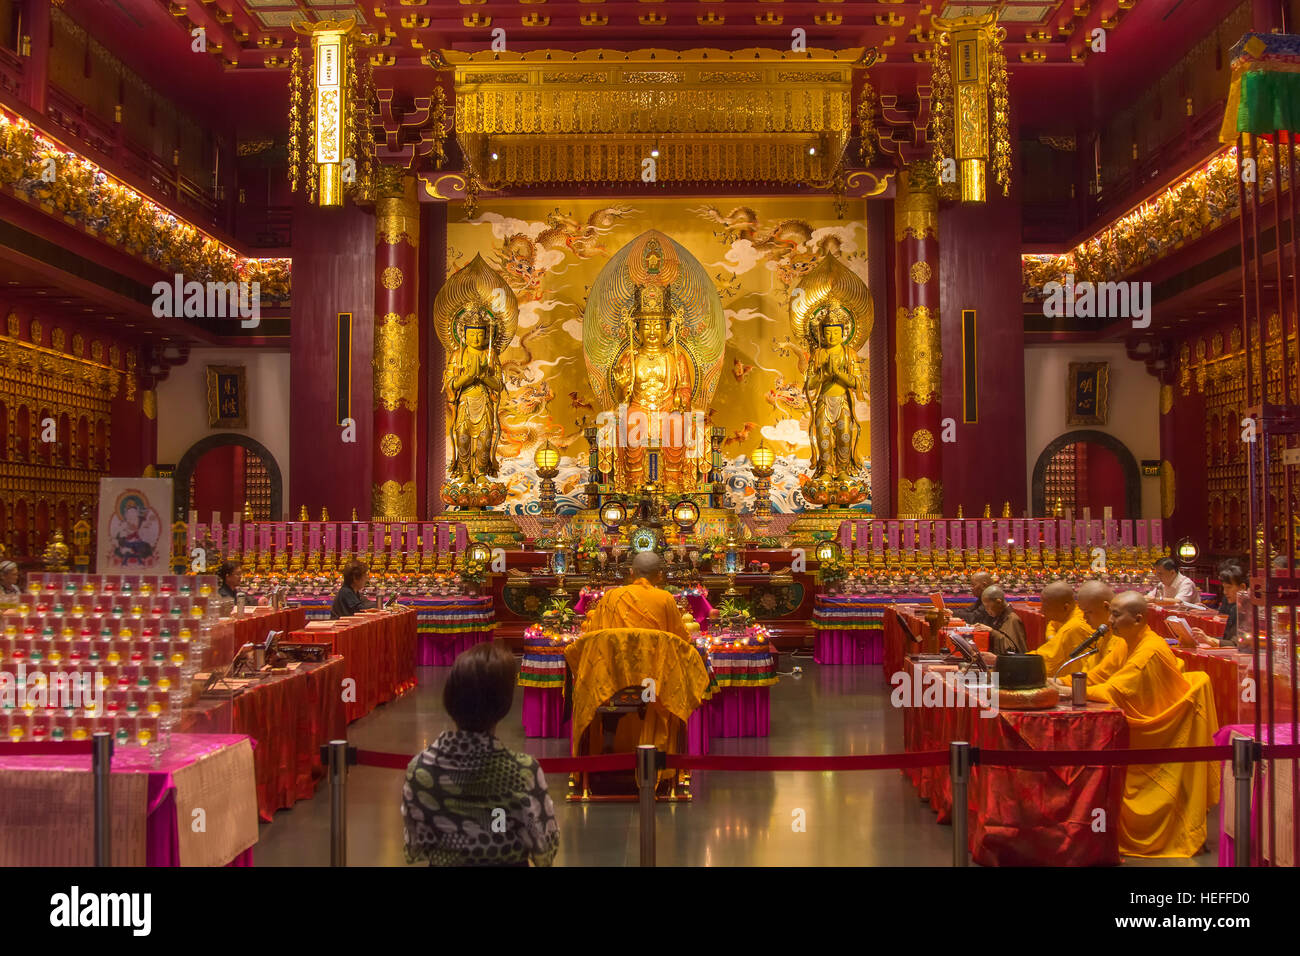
[
  {"left": 96, "top": 478, "right": 172, "bottom": 575},
  {"left": 444, "top": 197, "right": 871, "bottom": 515}
]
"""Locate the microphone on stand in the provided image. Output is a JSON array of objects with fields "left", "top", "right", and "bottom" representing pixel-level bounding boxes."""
[
  {"left": 985, "top": 624, "right": 1018, "bottom": 654},
  {"left": 1054, "top": 624, "right": 1109, "bottom": 680}
]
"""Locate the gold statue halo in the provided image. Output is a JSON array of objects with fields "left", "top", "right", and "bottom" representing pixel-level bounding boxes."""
[
  {"left": 582, "top": 229, "right": 724, "bottom": 412},
  {"left": 791, "top": 255, "right": 873, "bottom": 352},
  {"left": 433, "top": 253, "right": 518, "bottom": 353}
]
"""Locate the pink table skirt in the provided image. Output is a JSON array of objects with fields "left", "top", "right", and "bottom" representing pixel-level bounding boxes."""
[
  {"left": 417, "top": 630, "right": 492, "bottom": 666},
  {"left": 1216, "top": 723, "right": 1293, "bottom": 866},
  {"left": 523, "top": 686, "right": 569, "bottom": 738},
  {"left": 706, "top": 687, "right": 771, "bottom": 737},
  {"left": 814, "top": 628, "right": 884, "bottom": 665}
]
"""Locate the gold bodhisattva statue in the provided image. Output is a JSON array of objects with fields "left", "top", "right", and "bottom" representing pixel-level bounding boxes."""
[
  {"left": 445, "top": 311, "right": 505, "bottom": 480},
  {"left": 611, "top": 282, "right": 696, "bottom": 493},
  {"left": 804, "top": 303, "right": 863, "bottom": 480}
]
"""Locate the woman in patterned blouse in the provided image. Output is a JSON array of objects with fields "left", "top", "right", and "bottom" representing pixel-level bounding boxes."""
[{"left": 402, "top": 641, "right": 559, "bottom": 867}]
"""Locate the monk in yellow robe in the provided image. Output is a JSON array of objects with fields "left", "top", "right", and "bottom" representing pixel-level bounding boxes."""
[
  {"left": 571, "top": 551, "right": 704, "bottom": 771},
  {"left": 581, "top": 551, "right": 689, "bottom": 639},
  {"left": 1070, "top": 591, "right": 1220, "bottom": 858},
  {"left": 1034, "top": 580, "right": 1115, "bottom": 677}
]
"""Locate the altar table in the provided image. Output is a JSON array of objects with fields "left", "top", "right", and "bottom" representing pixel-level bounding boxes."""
[
  {"left": 208, "top": 607, "right": 307, "bottom": 670},
  {"left": 289, "top": 595, "right": 493, "bottom": 667},
  {"left": 290, "top": 608, "right": 418, "bottom": 722},
  {"left": 0, "top": 733, "right": 258, "bottom": 866},
  {"left": 519, "top": 632, "right": 774, "bottom": 743},
  {"left": 901, "top": 657, "right": 1128, "bottom": 866},
  {"left": 183, "top": 657, "right": 347, "bottom": 822}
]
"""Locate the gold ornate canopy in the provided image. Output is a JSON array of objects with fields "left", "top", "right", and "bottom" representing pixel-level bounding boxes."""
[
  {"left": 582, "top": 229, "right": 725, "bottom": 412},
  {"left": 790, "top": 255, "right": 873, "bottom": 350},
  {"left": 442, "top": 48, "right": 870, "bottom": 187},
  {"left": 433, "top": 253, "right": 519, "bottom": 353}
]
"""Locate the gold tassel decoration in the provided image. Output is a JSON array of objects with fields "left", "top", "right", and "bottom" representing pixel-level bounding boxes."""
[{"left": 857, "top": 78, "right": 878, "bottom": 167}]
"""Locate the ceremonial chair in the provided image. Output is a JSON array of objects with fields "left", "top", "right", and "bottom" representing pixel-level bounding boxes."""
[{"left": 562, "top": 627, "right": 712, "bottom": 802}]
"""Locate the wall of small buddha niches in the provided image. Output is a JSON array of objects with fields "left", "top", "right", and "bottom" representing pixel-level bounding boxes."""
[
  {"left": 0, "top": 308, "right": 144, "bottom": 562},
  {"left": 1165, "top": 312, "right": 1299, "bottom": 561}
]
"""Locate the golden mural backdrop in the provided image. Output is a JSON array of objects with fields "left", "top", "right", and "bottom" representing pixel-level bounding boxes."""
[{"left": 445, "top": 197, "right": 871, "bottom": 515}]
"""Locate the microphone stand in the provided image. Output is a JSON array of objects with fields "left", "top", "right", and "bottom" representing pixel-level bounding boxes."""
[{"left": 1053, "top": 631, "right": 1105, "bottom": 680}]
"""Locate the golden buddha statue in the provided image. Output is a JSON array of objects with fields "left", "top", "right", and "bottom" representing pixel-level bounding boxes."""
[
  {"left": 583, "top": 230, "right": 725, "bottom": 498},
  {"left": 804, "top": 302, "right": 863, "bottom": 480},
  {"left": 609, "top": 282, "right": 697, "bottom": 493},
  {"left": 444, "top": 309, "right": 505, "bottom": 481}
]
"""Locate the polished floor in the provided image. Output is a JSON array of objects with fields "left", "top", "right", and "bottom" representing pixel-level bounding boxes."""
[{"left": 254, "top": 656, "right": 1216, "bottom": 867}]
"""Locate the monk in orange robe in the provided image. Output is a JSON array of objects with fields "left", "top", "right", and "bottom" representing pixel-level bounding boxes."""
[
  {"left": 1073, "top": 591, "right": 1220, "bottom": 858},
  {"left": 581, "top": 551, "right": 689, "bottom": 639},
  {"left": 1035, "top": 580, "right": 1117, "bottom": 677}
]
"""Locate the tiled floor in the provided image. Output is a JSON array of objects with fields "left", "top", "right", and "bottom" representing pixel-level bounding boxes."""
[{"left": 253, "top": 656, "right": 1216, "bottom": 866}]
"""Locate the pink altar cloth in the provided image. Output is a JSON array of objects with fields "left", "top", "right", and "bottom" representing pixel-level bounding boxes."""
[
  {"left": 1215, "top": 723, "right": 1294, "bottom": 866},
  {"left": 418, "top": 632, "right": 488, "bottom": 665},
  {"left": 814, "top": 629, "right": 884, "bottom": 666},
  {"left": 0, "top": 733, "right": 258, "bottom": 866}
]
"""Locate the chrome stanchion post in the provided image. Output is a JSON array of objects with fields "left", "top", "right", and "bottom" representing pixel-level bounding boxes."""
[
  {"left": 1232, "top": 735, "right": 1255, "bottom": 867},
  {"left": 636, "top": 744, "right": 657, "bottom": 867},
  {"left": 950, "top": 741, "right": 971, "bottom": 867},
  {"left": 328, "top": 739, "right": 349, "bottom": 867},
  {"left": 92, "top": 731, "right": 113, "bottom": 867}
]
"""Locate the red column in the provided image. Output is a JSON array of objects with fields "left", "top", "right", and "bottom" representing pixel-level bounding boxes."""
[
  {"left": 893, "top": 168, "right": 943, "bottom": 517},
  {"left": 371, "top": 172, "right": 420, "bottom": 519}
]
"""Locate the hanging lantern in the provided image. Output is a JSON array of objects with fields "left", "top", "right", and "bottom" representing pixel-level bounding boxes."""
[
  {"left": 929, "top": 13, "right": 1011, "bottom": 204},
  {"left": 288, "top": 18, "right": 375, "bottom": 207}
]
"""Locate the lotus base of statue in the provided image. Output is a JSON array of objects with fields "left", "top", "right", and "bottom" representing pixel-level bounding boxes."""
[
  {"left": 440, "top": 476, "right": 522, "bottom": 545},
  {"left": 802, "top": 475, "right": 870, "bottom": 507}
]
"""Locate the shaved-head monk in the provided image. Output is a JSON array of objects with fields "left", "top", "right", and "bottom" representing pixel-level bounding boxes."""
[
  {"left": 949, "top": 571, "right": 997, "bottom": 627},
  {"left": 580, "top": 551, "right": 689, "bottom": 639},
  {"left": 1032, "top": 581, "right": 1097, "bottom": 676},
  {"left": 1067, "top": 591, "right": 1219, "bottom": 857},
  {"left": 977, "top": 585, "right": 1028, "bottom": 654}
]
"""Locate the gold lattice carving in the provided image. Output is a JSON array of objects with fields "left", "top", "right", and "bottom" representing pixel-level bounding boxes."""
[
  {"left": 372, "top": 479, "right": 417, "bottom": 520},
  {"left": 897, "top": 477, "right": 942, "bottom": 517},
  {"left": 372, "top": 313, "right": 420, "bottom": 410},
  {"left": 896, "top": 306, "right": 941, "bottom": 405}
]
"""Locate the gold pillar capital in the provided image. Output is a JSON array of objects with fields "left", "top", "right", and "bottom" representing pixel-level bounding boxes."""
[
  {"left": 375, "top": 174, "right": 420, "bottom": 246},
  {"left": 894, "top": 168, "right": 939, "bottom": 242}
]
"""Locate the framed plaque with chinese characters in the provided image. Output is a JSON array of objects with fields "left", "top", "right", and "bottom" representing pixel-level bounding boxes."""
[
  {"left": 1066, "top": 361, "right": 1108, "bottom": 426},
  {"left": 206, "top": 365, "right": 248, "bottom": 428}
]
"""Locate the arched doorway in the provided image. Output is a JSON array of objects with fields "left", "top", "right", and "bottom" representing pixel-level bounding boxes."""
[
  {"left": 174, "top": 435, "right": 283, "bottom": 522},
  {"left": 1031, "top": 430, "right": 1140, "bottom": 518}
]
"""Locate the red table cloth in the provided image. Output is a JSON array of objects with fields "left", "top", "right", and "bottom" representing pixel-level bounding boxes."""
[
  {"left": 208, "top": 607, "right": 307, "bottom": 670},
  {"left": 183, "top": 657, "right": 347, "bottom": 822},
  {"left": 901, "top": 658, "right": 1128, "bottom": 866},
  {"left": 291, "top": 608, "right": 418, "bottom": 723},
  {"left": 0, "top": 733, "right": 257, "bottom": 866}
]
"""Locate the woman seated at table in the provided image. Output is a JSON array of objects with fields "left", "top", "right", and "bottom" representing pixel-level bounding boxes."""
[
  {"left": 1189, "top": 565, "right": 1245, "bottom": 648},
  {"left": 217, "top": 560, "right": 242, "bottom": 602},
  {"left": 402, "top": 641, "right": 559, "bottom": 867},
  {"left": 0, "top": 560, "right": 21, "bottom": 608},
  {"left": 330, "top": 560, "right": 378, "bottom": 619}
]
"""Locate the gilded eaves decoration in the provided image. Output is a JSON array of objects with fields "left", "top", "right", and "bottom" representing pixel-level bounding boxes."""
[{"left": 442, "top": 48, "right": 873, "bottom": 188}]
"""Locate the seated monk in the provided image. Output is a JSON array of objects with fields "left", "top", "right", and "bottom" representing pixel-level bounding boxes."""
[
  {"left": 1066, "top": 591, "right": 1219, "bottom": 858},
  {"left": 1033, "top": 580, "right": 1112, "bottom": 677},
  {"left": 975, "top": 585, "right": 1027, "bottom": 654},
  {"left": 581, "top": 551, "right": 689, "bottom": 639}
]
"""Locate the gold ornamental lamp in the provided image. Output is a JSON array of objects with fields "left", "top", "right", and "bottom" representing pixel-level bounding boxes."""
[
  {"left": 288, "top": 18, "right": 374, "bottom": 207},
  {"left": 930, "top": 12, "right": 1011, "bottom": 204},
  {"left": 535, "top": 440, "right": 561, "bottom": 542},
  {"left": 751, "top": 442, "right": 776, "bottom": 536}
]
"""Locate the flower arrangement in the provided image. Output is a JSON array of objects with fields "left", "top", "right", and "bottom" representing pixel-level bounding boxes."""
[{"left": 540, "top": 597, "right": 576, "bottom": 629}]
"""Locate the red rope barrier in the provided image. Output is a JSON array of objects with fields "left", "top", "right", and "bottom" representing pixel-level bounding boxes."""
[
  {"left": 352, "top": 742, "right": 1292, "bottom": 775},
  {"left": 667, "top": 752, "right": 948, "bottom": 772}
]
